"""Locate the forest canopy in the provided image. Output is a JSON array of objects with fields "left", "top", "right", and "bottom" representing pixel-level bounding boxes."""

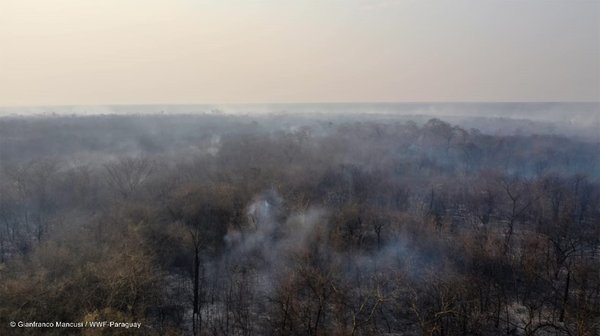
[{"left": 0, "top": 112, "right": 598, "bottom": 335}]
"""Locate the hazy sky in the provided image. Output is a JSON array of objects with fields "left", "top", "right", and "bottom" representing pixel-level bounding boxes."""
[{"left": 0, "top": 0, "right": 598, "bottom": 106}]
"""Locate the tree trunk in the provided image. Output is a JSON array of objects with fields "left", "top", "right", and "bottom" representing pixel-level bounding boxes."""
[
  {"left": 193, "top": 246, "right": 200, "bottom": 335},
  {"left": 559, "top": 269, "right": 570, "bottom": 322}
]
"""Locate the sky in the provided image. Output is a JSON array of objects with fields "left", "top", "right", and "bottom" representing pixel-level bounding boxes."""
[{"left": 0, "top": 0, "right": 598, "bottom": 106}]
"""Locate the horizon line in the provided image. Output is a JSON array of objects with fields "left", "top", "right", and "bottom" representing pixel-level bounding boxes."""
[{"left": 1, "top": 101, "right": 599, "bottom": 109}]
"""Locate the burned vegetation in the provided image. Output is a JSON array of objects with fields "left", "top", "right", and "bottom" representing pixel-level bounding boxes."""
[{"left": 0, "top": 113, "right": 599, "bottom": 335}]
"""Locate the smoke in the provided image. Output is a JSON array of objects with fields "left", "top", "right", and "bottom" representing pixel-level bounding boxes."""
[
  {"left": 218, "top": 189, "right": 441, "bottom": 301},
  {"left": 222, "top": 191, "right": 328, "bottom": 293}
]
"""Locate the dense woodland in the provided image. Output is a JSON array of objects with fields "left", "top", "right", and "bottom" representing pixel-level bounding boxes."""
[{"left": 0, "top": 113, "right": 598, "bottom": 335}]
